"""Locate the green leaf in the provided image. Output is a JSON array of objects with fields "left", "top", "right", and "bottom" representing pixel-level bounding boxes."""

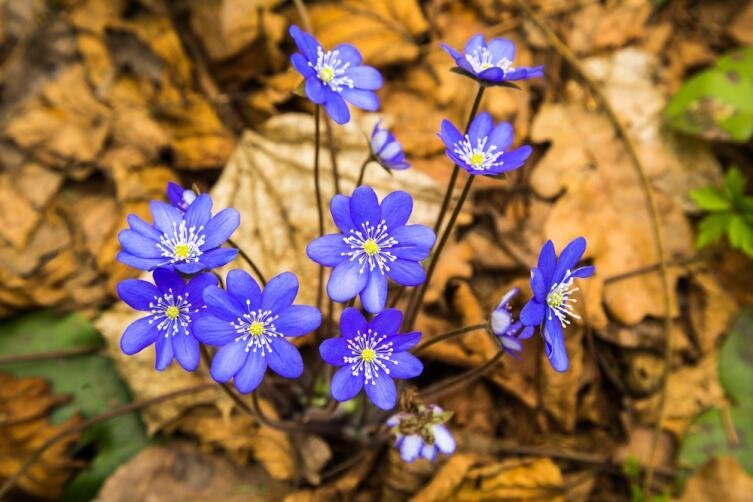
[
  {"left": 678, "top": 309, "right": 753, "bottom": 477},
  {"left": 665, "top": 46, "right": 753, "bottom": 143},
  {"left": 696, "top": 213, "right": 733, "bottom": 248},
  {"left": 0, "top": 312, "right": 149, "bottom": 501},
  {"left": 690, "top": 186, "right": 731, "bottom": 211},
  {"left": 723, "top": 167, "right": 747, "bottom": 202},
  {"left": 727, "top": 215, "right": 753, "bottom": 256}
]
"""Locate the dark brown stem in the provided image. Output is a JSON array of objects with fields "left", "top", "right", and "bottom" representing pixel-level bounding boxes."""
[
  {"left": 325, "top": 118, "right": 341, "bottom": 194},
  {"left": 0, "top": 345, "right": 100, "bottom": 364},
  {"left": 356, "top": 156, "right": 373, "bottom": 187},
  {"left": 420, "top": 348, "right": 504, "bottom": 400},
  {"left": 0, "top": 383, "right": 215, "bottom": 499},
  {"left": 412, "top": 323, "right": 488, "bottom": 355},
  {"left": 406, "top": 175, "right": 475, "bottom": 330},
  {"left": 227, "top": 238, "right": 267, "bottom": 286},
  {"left": 432, "top": 85, "right": 485, "bottom": 235},
  {"left": 250, "top": 391, "right": 304, "bottom": 433},
  {"left": 314, "top": 105, "right": 325, "bottom": 313}
]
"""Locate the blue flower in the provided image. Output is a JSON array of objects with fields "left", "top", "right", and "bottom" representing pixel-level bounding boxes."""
[
  {"left": 319, "top": 308, "right": 422, "bottom": 410},
  {"left": 490, "top": 288, "right": 534, "bottom": 357},
  {"left": 386, "top": 405, "right": 456, "bottom": 462},
  {"left": 439, "top": 112, "right": 532, "bottom": 176},
  {"left": 371, "top": 121, "right": 409, "bottom": 171},
  {"left": 194, "top": 270, "right": 321, "bottom": 393},
  {"left": 289, "top": 25, "right": 383, "bottom": 125},
  {"left": 166, "top": 182, "right": 196, "bottom": 212},
  {"left": 441, "top": 34, "right": 543, "bottom": 84},
  {"left": 306, "top": 186, "right": 435, "bottom": 313},
  {"left": 117, "top": 193, "right": 240, "bottom": 274},
  {"left": 117, "top": 268, "right": 218, "bottom": 371},
  {"left": 520, "top": 237, "right": 595, "bottom": 372}
]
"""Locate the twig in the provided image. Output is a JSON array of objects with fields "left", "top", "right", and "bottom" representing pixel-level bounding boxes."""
[
  {"left": 0, "top": 383, "right": 215, "bottom": 499},
  {"left": 412, "top": 323, "right": 488, "bottom": 355},
  {"left": 227, "top": 238, "right": 267, "bottom": 286},
  {"left": 510, "top": 1, "right": 673, "bottom": 492},
  {"left": 0, "top": 345, "right": 101, "bottom": 364}
]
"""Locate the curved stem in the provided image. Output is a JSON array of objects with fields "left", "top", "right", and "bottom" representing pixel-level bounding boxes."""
[
  {"left": 412, "top": 323, "right": 488, "bottom": 355},
  {"left": 314, "top": 105, "right": 325, "bottom": 313},
  {"left": 356, "top": 156, "right": 373, "bottom": 187},
  {"left": 406, "top": 175, "right": 475, "bottom": 330},
  {"left": 227, "top": 238, "right": 267, "bottom": 286},
  {"left": 250, "top": 391, "right": 304, "bottom": 433},
  {"left": 325, "top": 117, "right": 341, "bottom": 194},
  {"left": 0, "top": 383, "right": 215, "bottom": 499},
  {"left": 433, "top": 85, "right": 485, "bottom": 235},
  {"left": 420, "top": 349, "right": 505, "bottom": 401}
]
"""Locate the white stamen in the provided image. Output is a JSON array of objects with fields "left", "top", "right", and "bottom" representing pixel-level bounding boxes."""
[
  {"left": 546, "top": 270, "right": 581, "bottom": 327},
  {"left": 453, "top": 134, "right": 505, "bottom": 172},
  {"left": 342, "top": 220, "right": 398, "bottom": 274},
  {"left": 231, "top": 300, "right": 282, "bottom": 356},
  {"left": 156, "top": 220, "right": 206, "bottom": 264},
  {"left": 309, "top": 47, "right": 354, "bottom": 92},
  {"left": 148, "top": 289, "right": 196, "bottom": 337},
  {"left": 343, "top": 328, "right": 397, "bottom": 385},
  {"left": 465, "top": 46, "right": 514, "bottom": 74}
]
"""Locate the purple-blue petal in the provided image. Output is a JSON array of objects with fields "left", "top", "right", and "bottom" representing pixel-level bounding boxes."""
[
  {"left": 175, "top": 261, "right": 207, "bottom": 274},
  {"left": 391, "top": 331, "right": 421, "bottom": 352},
  {"left": 193, "top": 314, "right": 237, "bottom": 345},
  {"left": 150, "top": 200, "right": 181, "bottom": 235},
  {"left": 117, "top": 279, "right": 159, "bottom": 311},
  {"left": 291, "top": 52, "right": 315, "bottom": 78},
  {"left": 552, "top": 237, "right": 587, "bottom": 285},
  {"left": 323, "top": 91, "right": 350, "bottom": 125},
  {"left": 211, "top": 340, "right": 249, "bottom": 382},
  {"left": 289, "top": 25, "right": 320, "bottom": 62},
  {"left": 120, "top": 316, "right": 158, "bottom": 355},
  {"left": 117, "top": 251, "right": 165, "bottom": 271},
  {"left": 153, "top": 267, "right": 186, "bottom": 295},
  {"left": 307, "top": 234, "right": 349, "bottom": 267},
  {"left": 127, "top": 214, "right": 162, "bottom": 240},
  {"left": 334, "top": 43, "right": 362, "bottom": 66},
  {"left": 319, "top": 337, "right": 350, "bottom": 365},
  {"left": 389, "top": 352, "right": 423, "bottom": 379},
  {"left": 276, "top": 305, "right": 322, "bottom": 337},
  {"left": 305, "top": 76, "right": 327, "bottom": 104},
  {"left": 267, "top": 338, "right": 303, "bottom": 378},
  {"left": 487, "top": 38, "right": 515, "bottom": 62},
  {"left": 380, "top": 191, "right": 412, "bottom": 229},
  {"left": 343, "top": 65, "right": 382, "bottom": 90},
  {"left": 520, "top": 299, "right": 545, "bottom": 326},
  {"left": 530, "top": 267, "right": 548, "bottom": 302},
  {"left": 387, "top": 259, "right": 426, "bottom": 286},
  {"left": 203, "top": 285, "right": 245, "bottom": 321},
  {"left": 439, "top": 119, "right": 463, "bottom": 149},
  {"left": 234, "top": 353, "right": 267, "bottom": 393},
  {"left": 330, "top": 194, "right": 355, "bottom": 232},
  {"left": 361, "top": 271, "right": 388, "bottom": 314},
  {"left": 537, "top": 241, "right": 557, "bottom": 285},
  {"left": 488, "top": 122, "right": 514, "bottom": 151},
  {"left": 198, "top": 248, "right": 238, "bottom": 269},
  {"left": 331, "top": 365, "right": 363, "bottom": 401},
  {"left": 463, "top": 34, "right": 486, "bottom": 57},
  {"left": 261, "top": 271, "right": 299, "bottom": 313},
  {"left": 340, "top": 307, "right": 367, "bottom": 339},
  {"left": 184, "top": 273, "right": 219, "bottom": 307},
  {"left": 368, "top": 308, "right": 403, "bottom": 337},
  {"left": 467, "top": 112, "right": 493, "bottom": 144},
  {"left": 340, "top": 88, "right": 379, "bottom": 111},
  {"left": 328, "top": 258, "right": 368, "bottom": 302},
  {"left": 544, "top": 316, "right": 569, "bottom": 372},
  {"left": 173, "top": 332, "right": 200, "bottom": 371},
  {"left": 349, "top": 185, "right": 381, "bottom": 229},
  {"left": 440, "top": 43, "right": 463, "bottom": 62},
  {"left": 185, "top": 193, "right": 212, "bottom": 229},
  {"left": 226, "top": 269, "right": 261, "bottom": 310},
  {"left": 202, "top": 208, "right": 240, "bottom": 248},
  {"left": 571, "top": 265, "right": 595, "bottom": 278},
  {"left": 119, "top": 229, "right": 161, "bottom": 258},
  {"left": 154, "top": 334, "right": 174, "bottom": 371},
  {"left": 365, "top": 374, "right": 397, "bottom": 410}
]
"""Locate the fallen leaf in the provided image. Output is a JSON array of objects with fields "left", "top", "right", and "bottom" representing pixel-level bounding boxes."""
[
  {"left": 454, "top": 457, "right": 565, "bottom": 501},
  {"left": 0, "top": 372, "right": 81, "bottom": 500},
  {"left": 411, "top": 453, "right": 477, "bottom": 502},
  {"left": 680, "top": 456, "right": 753, "bottom": 502}
]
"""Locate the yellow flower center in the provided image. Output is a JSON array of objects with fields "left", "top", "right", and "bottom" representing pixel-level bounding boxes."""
[
  {"left": 470, "top": 152, "right": 485, "bottom": 167},
  {"left": 318, "top": 67, "right": 334, "bottom": 83},
  {"left": 173, "top": 243, "right": 191, "bottom": 259},
  {"left": 361, "top": 348, "right": 377, "bottom": 362},
  {"left": 546, "top": 291, "right": 564, "bottom": 309},
  {"left": 248, "top": 321, "right": 265, "bottom": 337},
  {"left": 165, "top": 306, "right": 180, "bottom": 320},
  {"left": 362, "top": 239, "right": 380, "bottom": 256}
]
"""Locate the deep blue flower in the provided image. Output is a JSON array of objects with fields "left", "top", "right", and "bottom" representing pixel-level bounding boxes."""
[
  {"left": 289, "top": 25, "right": 383, "bottom": 125},
  {"left": 520, "top": 237, "right": 595, "bottom": 372},
  {"left": 439, "top": 112, "right": 532, "bottom": 176},
  {"left": 371, "top": 121, "right": 409, "bottom": 171},
  {"left": 117, "top": 268, "right": 217, "bottom": 371},
  {"left": 319, "top": 308, "right": 422, "bottom": 410},
  {"left": 194, "top": 270, "right": 321, "bottom": 393},
  {"left": 386, "top": 405, "right": 455, "bottom": 463},
  {"left": 306, "top": 186, "right": 435, "bottom": 313},
  {"left": 117, "top": 193, "right": 240, "bottom": 274},
  {"left": 167, "top": 182, "right": 196, "bottom": 212},
  {"left": 441, "top": 34, "right": 543, "bottom": 84},
  {"left": 490, "top": 287, "right": 534, "bottom": 357}
]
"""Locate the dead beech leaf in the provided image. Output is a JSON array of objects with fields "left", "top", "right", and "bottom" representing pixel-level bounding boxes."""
[
  {"left": 680, "top": 456, "right": 753, "bottom": 502},
  {"left": 411, "top": 453, "right": 477, "bottom": 502},
  {"left": 687, "top": 271, "right": 738, "bottom": 355},
  {"left": 566, "top": 0, "right": 651, "bottom": 55},
  {"left": 540, "top": 326, "right": 586, "bottom": 431},
  {"left": 309, "top": 0, "right": 429, "bottom": 67},
  {"left": 5, "top": 65, "right": 110, "bottom": 171},
  {"left": 210, "top": 113, "right": 443, "bottom": 307},
  {"left": 0, "top": 372, "right": 81, "bottom": 499},
  {"left": 454, "top": 457, "right": 565, "bottom": 501},
  {"left": 285, "top": 451, "right": 376, "bottom": 502},
  {"left": 97, "top": 442, "right": 292, "bottom": 502}
]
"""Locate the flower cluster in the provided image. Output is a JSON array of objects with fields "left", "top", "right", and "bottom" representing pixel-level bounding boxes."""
[{"left": 114, "top": 28, "right": 596, "bottom": 469}]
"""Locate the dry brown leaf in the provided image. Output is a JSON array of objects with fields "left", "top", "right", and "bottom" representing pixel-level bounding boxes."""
[
  {"left": 680, "top": 456, "right": 753, "bottom": 502},
  {"left": 0, "top": 372, "right": 81, "bottom": 499},
  {"left": 540, "top": 326, "right": 586, "bottom": 431},
  {"left": 285, "top": 451, "right": 376, "bottom": 502},
  {"left": 454, "top": 457, "right": 565, "bottom": 501},
  {"left": 97, "top": 442, "right": 292, "bottom": 502},
  {"left": 411, "top": 453, "right": 477, "bottom": 502},
  {"left": 687, "top": 271, "right": 738, "bottom": 355},
  {"left": 566, "top": 0, "right": 652, "bottom": 55},
  {"left": 309, "top": 0, "right": 429, "bottom": 68},
  {"left": 727, "top": 1, "right": 753, "bottom": 45}
]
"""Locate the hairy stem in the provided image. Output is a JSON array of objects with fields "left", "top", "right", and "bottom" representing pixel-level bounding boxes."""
[
  {"left": 227, "top": 238, "right": 267, "bottom": 286},
  {"left": 314, "top": 105, "right": 325, "bottom": 314},
  {"left": 412, "top": 323, "right": 488, "bottom": 355},
  {"left": 356, "top": 156, "right": 373, "bottom": 187}
]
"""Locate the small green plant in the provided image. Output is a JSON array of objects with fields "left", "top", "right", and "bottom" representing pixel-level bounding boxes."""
[
  {"left": 690, "top": 167, "right": 753, "bottom": 256},
  {"left": 622, "top": 457, "right": 670, "bottom": 502}
]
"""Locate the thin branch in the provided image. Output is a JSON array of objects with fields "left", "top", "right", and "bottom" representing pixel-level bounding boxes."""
[
  {"left": 227, "top": 238, "right": 267, "bottom": 286},
  {"left": 0, "top": 383, "right": 215, "bottom": 499},
  {"left": 510, "top": 1, "right": 673, "bottom": 492},
  {"left": 0, "top": 345, "right": 101, "bottom": 364},
  {"left": 412, "top": 323, "right": 488, "bottom": 355}
]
